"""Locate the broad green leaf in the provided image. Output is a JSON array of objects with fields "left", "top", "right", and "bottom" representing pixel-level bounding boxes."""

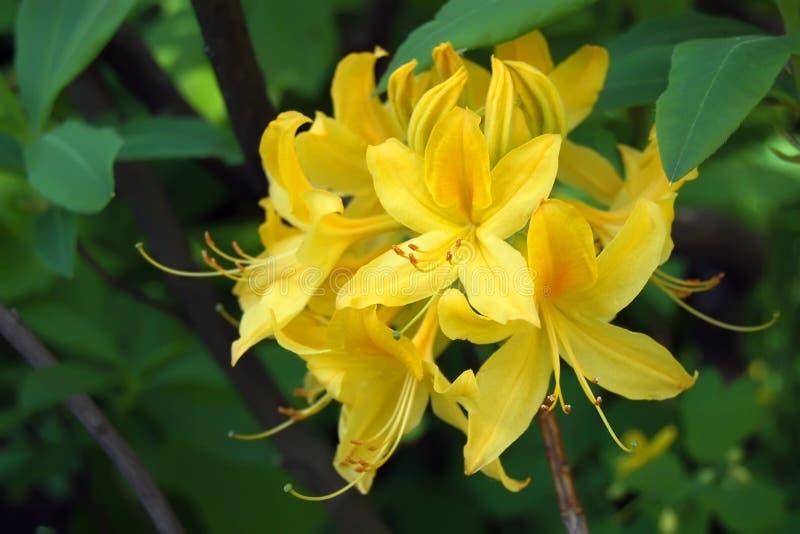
[
  {"left": 18, "top": 363, "right": 117, "bottom": 411},
  {"left": 0, "top": 0, "right": 18, "bottom": 34},
  {"left": 0, "top": 133, "right": 23, "bottom": 171},
  {"left": 656, "top": 34, "right": 796, "bottom": 181},
  {"left": 0, "top": 74, "right": 27, "bottom": 137},
  {"left": 711, "top": 478, "right": 786, "bottom": 533},
  {"left": 597, "top": 13, "right": 756, "bottom": 111},
  {"left": 14, "top": 0, "right": 136, "bottom": 130},
  {"left": 25, "top": 121, "right": 123, "bottom": 214},
  {"left": 243, "top": 0, "right": 339, "bottom": 106},
  {"left": 679, "top": 369, "right": 764, "bottom": 463},
  {"left": 0, "top": 230, "right": 54, "bottom": 302},
  {"left": 32, "top": 207, "right": 78, "bottom": 277},
  {"left": 117, "top": 116, "right": 242, "bottom": 163},
  {"left": 376, "top": 0, "right": 596, "bottom": 92}
]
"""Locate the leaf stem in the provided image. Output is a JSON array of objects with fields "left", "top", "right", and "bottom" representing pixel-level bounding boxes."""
[{"left": 537, "top": 408, "right": 589, "bottom": 534}]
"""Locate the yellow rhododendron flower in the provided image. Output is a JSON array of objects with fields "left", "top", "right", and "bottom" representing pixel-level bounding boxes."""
[{"left": 439, "top": 199, "right": 697, "bottom": 473}]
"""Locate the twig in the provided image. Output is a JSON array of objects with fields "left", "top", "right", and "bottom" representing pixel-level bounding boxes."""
[
  {"left": 189, "top": 0, "right": 274, "bottom": 195},
  {"left": 0, "top": 306, "right": 185, "bottom": 534},
  {"left": 78, "top": 242, "right": 179, "bottom": 318},
  {"left": 537, "top": 409, "right": 589, "bottom": 534}
]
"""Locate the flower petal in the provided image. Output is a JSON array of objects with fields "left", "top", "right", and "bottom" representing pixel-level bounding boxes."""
[
  {"left": 367, "top": 138, "right": 459, "bottom": 234},
  {"left": 438, "top": 288, "right": 523, "bottom": 344},
  {"left": 387, "top": 59, "right": 420, "bottom": 135},
  {"left": 331, "top": 48, "right": 400, "bottom": 144},
  {"left": 494, "top": 30, "right": 554, "bottom": 73},
  {"left": 558, "top": 139, "right": 624, "bottom": 206},
  {"left": 527, "top": 199, "right": 597, "bottom": 300},
  {"left": 556, "top": 311, "right": 697, "bottom": 400},
  {"left": 458, "top": 231, "right": 537, "bottom": 325},
  {"left": 549, "top": 45, "right": 608, "bottom": 131},
  {"left": 570, "top": 199, "right": 666, "bottom": 320},
  {"left": 337, "top": 230, "right": 459, "bottom": 310},
  {"left": 424, "top": 107, "right": 492, "bottom": 222},
  {"left": 484, "top": 56, "right": 515, "bottom": 166},
  {"left": 479, "top": 133, "right": 560, "bottom": 237},
  {"left": 295, "top": 112, "right": 371, "bottom": 194},
  {"left": 465, "top": 328, "right": 552, "bottom": 473},
  {"left": 505, "top": 60, "right": 566, "bottom": 136},
  {"left": 407, "top": 67, "right": 467, "bottom": 154}
]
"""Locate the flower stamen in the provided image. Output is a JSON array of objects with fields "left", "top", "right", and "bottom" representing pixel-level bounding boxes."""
[{"left": 228, "top": 393, "right": 332, "bottom": 441}]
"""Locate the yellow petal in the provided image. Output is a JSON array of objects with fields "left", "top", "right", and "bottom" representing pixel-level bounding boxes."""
[
  {"left": 331, "top": 48, "right": 400, "bottom": 144},
  {"left": 505, "top": 60, "right": 566, "bottom": 136},
  {"left": 484, "top": 56, "right": 515, "bottom": 165},
  {"left": 461, "top": 57, "right": 493, "bottom": 111},
  {"left": 273, "top": 310, "right": 330, "bottom": 356},
  {"left": 458, "top": 231, "right": 537, "bottom": 325},
  {"left": 495, "top": 30, "right": 554, "bottom": 73},
  {"left": 425, "top": 361, "right": 479, "bottom": 411},
  {"left": 556, "top": 311, "right": 697, "bottom": 400},
  {"left": 387, "top": 59, "right": 420, "bottom": 135},
  {"left": 465, "top": 328, "right": 552, "bottom": 473},
  {"left": 549, "top": 45, "right": 609, "bottom": 131},
  {"left": 295, "top": 112, "right": 371, "bottom": 194},
  {"left": 432, "top": 42, "right": 464, "bottom": 80},
  {"left": 479, "top": 133, "right": 561, "bottom": 237},
  {"left": 569, "top": 199, "right": 666, "bottom": 320},
  {"left": 558, "top": 139, "right": 624, "bottom": 206},
  {"left": 367, "top": 138, "right": 460, "bottom": 233},
  {"left": 407, "top": 67, "right": 468, "bottom": 154},
  {"left": 527, "top": 199, "right": 598, "bottom": 300},
  {"left": 337, "top": 230, "right": 459, "bottom": 310},
  {"left": 424, "top": 107, "right": 492, "bottom": 222},
  {"left": 438, "top": 288, "right": 523, "bottom": 344}
]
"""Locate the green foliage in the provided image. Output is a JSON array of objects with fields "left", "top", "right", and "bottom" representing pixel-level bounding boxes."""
[
  {"left": 33, "top": 207, "right": 78, "bottom": 277},
  {"left": 24, "top": 121, "right": 122, "bottom": 213},
  {"left": 656, "top": 34, "right": 798, "bottom": 180},
  {"left": 377, "top": 0, "right": 597, "bottom": 92},
  {"left": 117, "top": 116, "right": 243, "bottom": 163},
  {"left": 14, "top": 0, "right": 136, "bottom": 130},
  {"left": 17, "top": 363, "right": 117, "bottom": 411},
  {"left": 597, "top": 12, "right": 755, "bottom": 111}
]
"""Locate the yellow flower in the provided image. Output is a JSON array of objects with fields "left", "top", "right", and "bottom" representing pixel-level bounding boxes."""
[
  {"left": 439, "top": 199, "right": 697, "bottom": 474},
  {"left": 338, "top": 104, "right": 561, "bottom": 325},
  {"left": 615, "top": 425, "right": 678, "bottom": 479},
  {"left": 282, "top": 304, "right": 527, "bottom": 499}
]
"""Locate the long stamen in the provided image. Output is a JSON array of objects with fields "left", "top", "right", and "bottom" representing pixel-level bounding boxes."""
[
  {"left": 232, "top": 240, "right": 258, "bottom": 261},
  {"left": 214, "top": 303, "right": 240, "bottom": 327},
  {"left": 393, "top": 298, "right": 437, "bottom": 340},
  {"left": 542, "top": 311, "right": 567, "bottom": 413},
  {"left": 368, "top": 381, "right": 418, "bottom": 471},
  {"left": 205, "top": 231, "right": 253, "bottom": 265},
  {"left": 361, "top": 375, "right": 414, "bottom": 443},
  {"left": 135, "top": 243, "right": 241, "bottom": 278},
  {"left": 283, "top": 474, "right": 365, "bottom": 501},
  {"left": 652, "top": 278, "right": 779, "bottom": 332},
  {"left": 228, "top": 394, "right": 332, "bottom": 440}
]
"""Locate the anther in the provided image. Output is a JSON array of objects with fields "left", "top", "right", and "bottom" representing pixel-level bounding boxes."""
[
  {"left": 455, "top": 239, "right": 462, "bottom": 247},
  {"left": 367, "top": 445, "right": 378, "bottom": 451},
  {"left": 392, "top": 245, "right": 406, "bottom": 257},
  {"left": 564, "top": 404, "right": 572, "bottom": 414},
  {"left": 354, "top": 467, "right": 365, "bottom": 473},
  {"left": 592, "top": 377, "right": 600, "bottom": 384},
  {"left": 408, "top": 243, "right": 419, "bottom": 251},
  {"left": 350, "top": 439, "right": 364, "bottom": 445},
  {"left": 446, "top": 250, "right": 453, "bottom": 262},
  {"left": 540, "top": 404, "right": 548, "bottom": 412},
  {"left": 408, "top": 253, "right": 418, "bottom": 265},
  {"left": 546, "top": 394, "right": 555, "bottom": 404},
  {"left": 235, "top": 261, "right": 247, "bottom": 272},
  {"left": 594, "top": 396, "right": 603, "bottom": 406},
  {"left": 277, "top": 406, "right": 296, "bottom": 417},
  {"left": 204, "top": 231, "right": 216, "bottom": 248},
  {"left": 292, "top": 388, "right": 308, "bottom": 398}
]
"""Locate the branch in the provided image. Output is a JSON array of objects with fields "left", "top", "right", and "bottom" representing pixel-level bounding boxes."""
[
  {"left": 0, "top": 306, "right": 185, "bottom": 534},
  {"left": 189, "top": 0, "right": 274, "bottom": 195},
  {"left": 343, "top": 0, "right": 402, "bottom": 53},
  {"left": 537, "top": 409, "right": 589, "bottom": 534}
]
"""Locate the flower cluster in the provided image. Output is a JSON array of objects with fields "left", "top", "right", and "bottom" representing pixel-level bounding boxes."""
[{"left": 139, "top": 30, "right": 776, "bottom": 499}]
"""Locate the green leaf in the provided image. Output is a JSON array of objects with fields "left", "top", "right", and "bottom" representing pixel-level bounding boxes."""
[
  {"left": 376, "top": 0, "right": 596, "bottom": 92},
  {"left": 243, "top": 0, "right": 339, "bottom": 106},
  {"left": 679, "top": 369, "right": 764, "bottom": 463},
  {"left": 25, "top": 121, "right": 123, "bottom": 214},
  {"left": 711, "top": 478, "right": 786, "bottom": 533},
  {"left": 0, "top": 133, "right": 23, "bottom": 171},
  {"left": 18, "top": 363, "right": 117, "bottom": 411},
  {"left": 117, "top": 116, "right": 243, "bottom": 163},
  {"left": 32, "top": 207, "right": 78, "bottom": 277},
  {"left": 0, "top": 74, "right": 27, "bottom": 137},
  {"left": 14, "top": 0, "right": 136, "bottom": 130},
  {"left": 596, "top": 13, "right": 756, "bottom": 111},
  {"left": 656, "top": 34, "right": 795, "bottom": 181}
]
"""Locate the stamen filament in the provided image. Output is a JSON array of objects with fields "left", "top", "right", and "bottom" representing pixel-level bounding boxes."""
[
  {"left": 135, "top": 243, "right": 241, "bottom": 277},
  {"left": 283, "top": 474, "right": 365, "bottom": 501},
  {"left": 652, "top": 278, "right": 779, "bottom": 332},
  {"left": 229, "top": 394, "right": 332, "bottom": 440},
  {"left": 205, "top": 231, "right": 253, "bottom": 265},
  {"left": 393, "top": 298, "right": 437, "bottom": 340},
  {"left": 214, "top": 303, "right": 240, "bottom": 327}
]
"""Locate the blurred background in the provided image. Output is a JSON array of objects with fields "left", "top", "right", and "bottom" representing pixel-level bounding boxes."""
[{"left": 1, "top": 0, "right": 799, "bottom": 532}]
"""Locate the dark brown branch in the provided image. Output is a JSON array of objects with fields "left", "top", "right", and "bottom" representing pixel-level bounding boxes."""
[
  {"left": 71, "top": 67, "right": 390, "bottom": 534},
  {"left": 0, "top": 306, "right": 185, "bottom": 534},
  {"left": 537, "top": 409, "right": 589, "bottom": 534},
  {"left": 78, "top": 242, "right": 179, "bottom": 318},
  {"left": 343, "top": 0, "right": 402, "bottom": 53},
  {"left": 189, "top": 0, "right": 274, "bottom": 195}
]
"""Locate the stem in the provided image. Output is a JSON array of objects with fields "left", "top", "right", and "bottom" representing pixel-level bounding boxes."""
[
  {"left": 537, "top": 408, "right": 589, "bottom": 534},
  {"left": 189, "top": 0, "right": 274, "bottom": 195},
  {"left": 0, "top": 306, "right": 185, "bottom": 534}
]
